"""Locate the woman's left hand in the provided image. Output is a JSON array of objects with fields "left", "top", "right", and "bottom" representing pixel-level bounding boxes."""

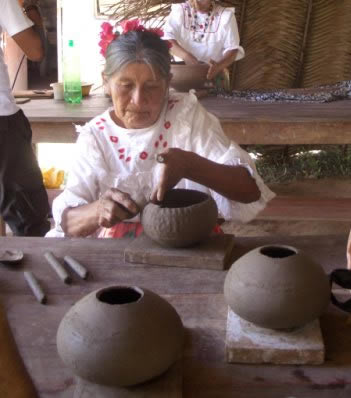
[
  {"left": 207, "top": 59, "right": 221, "bottom": 80},
  {"left": 150, "top": 148, "right": 188, "bottom": 203}
]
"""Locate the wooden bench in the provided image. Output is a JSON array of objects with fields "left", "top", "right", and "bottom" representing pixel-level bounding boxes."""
[{"left": 17, "top": 95, "right": 351, "bottom": 145}]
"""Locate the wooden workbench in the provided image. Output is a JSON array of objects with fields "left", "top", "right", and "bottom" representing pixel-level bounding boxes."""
[
  {"left": 0, "top": 234, "right": 350, "bottom": 397},
  {"left": 20, "top": 95, "right": 351, "bottom": 145}
]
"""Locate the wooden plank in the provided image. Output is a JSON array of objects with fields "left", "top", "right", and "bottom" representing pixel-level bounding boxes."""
[
  {"left": 124, "top": 234, "right": 235, "bottom": 270},
  {"left": 221, "top": 120, "right": 351, "bottom": 145},
  {"left": 32, "top": 122, "right": 77, "bottom": 144},
  {"left": 0, "top": 301, "right": 38, "bottom": 398},
  {"left": 0, "top": 217, "right": 5, "bottom": 236},
  {"left": 260, "top": 196, "right": 351, "bottom": 221},
  {"left": 14, "top": 89, "right": 53, "bottom": 99},
  {"left": 74, "top": 360, "right": 182, "bottom": 397},
  {"left": 19, "top": 96, "right": 351, "bottom": 145},
  {"left": 0, "top": 234, "right": 350, "bottom": 398},
  {"left": 225, "top": 309, "right": 325, "bottom": 365}
]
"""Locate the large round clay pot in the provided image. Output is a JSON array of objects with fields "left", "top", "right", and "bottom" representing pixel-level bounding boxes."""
[
  {"left": 224, "top": 245, "right": 330, "bottom": 329},
  {"left": 170, "top": 62, "right": 209, "bottom": 92},
  {"left": 141, "top": 188, "right": 218, "bottom": 248},
  {"left": 57, "top": 285, "right": 184, "bottom": 387}
]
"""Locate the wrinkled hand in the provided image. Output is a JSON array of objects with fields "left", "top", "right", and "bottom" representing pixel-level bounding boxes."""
[
  {"left": 97, "top": 188, "right": 139, "bottom": 228},
  {"left": 151, "top": 148, "right": 188, "bottom": 203},
  {"left": 207, "top": 59, "right": 221, "bottom": 80}
]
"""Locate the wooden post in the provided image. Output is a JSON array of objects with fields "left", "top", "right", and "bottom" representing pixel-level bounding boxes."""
[{"left": 0, "top": 217, "right": 6, "bottom": 236}]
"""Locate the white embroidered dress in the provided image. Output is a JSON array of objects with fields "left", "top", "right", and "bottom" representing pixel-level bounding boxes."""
[
  {"left": 47, "top": 92, "right": 274, "bottom": 237},
  {"left": 163, "top": 2, "right": 245, "bottom": 63}
]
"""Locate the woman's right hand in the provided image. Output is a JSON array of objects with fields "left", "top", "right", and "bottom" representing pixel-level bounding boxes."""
[{"left": 97, "top": 188, "right": 139, "bottom": 228}]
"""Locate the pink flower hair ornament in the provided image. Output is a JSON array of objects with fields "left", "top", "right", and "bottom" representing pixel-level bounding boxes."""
[{"left": 99, "top": 19, "right": 172, "bottom": 58}]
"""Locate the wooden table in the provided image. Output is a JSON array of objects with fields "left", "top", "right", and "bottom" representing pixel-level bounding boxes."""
[
  {"left": 1, "top": 234, "right": 351, "bottom": 397},
  {"left": 20, "top": 95, "right": 351, "bottom": 145}
]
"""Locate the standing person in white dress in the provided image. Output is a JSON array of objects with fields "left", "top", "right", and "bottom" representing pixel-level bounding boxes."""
[
  {"left": 163, "top": 0, "right": 244, "bottom": 80},
  {"left": 0, "top": 0, "right": 50, "bottom": 236},
  {"left": 47, "top": 20, "right": 274, "bottom": 239}
]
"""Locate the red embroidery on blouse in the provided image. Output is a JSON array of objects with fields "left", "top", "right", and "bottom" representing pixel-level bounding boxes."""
[
  {"left": 140, "top": 151, "right": 148, "bottom": 160},
  {"left": 99, "top": 126, "right": 104, "bottom": 130},
  {"left": 155, "top": 141, "right": 159, "bottom": 148},
  {"left": 101, "top": 118, "right": 106, "bottom": 122},
  {"left": 96, "top": 121, "right": 101, "bottom": 125},
  {"left": 164, "top": 121, "right": 171, "bottom": 129},
  {"left": 126, "top": 156, "right": 131, "bottom": 162},
  {"left": 163, "top": 141, "right": 168, "bottom": 148},
  {"left": 119, "top": 154, "right": 124, "bottom": 160},
  {"left": 110, "top": 136, "right": 118, "bottom": 143},
  {"left": 159, "top": 134, "right": 163, "bottom": 141},
  {"left": 118, "top": 148, "right": 125, "bottom": 153}
]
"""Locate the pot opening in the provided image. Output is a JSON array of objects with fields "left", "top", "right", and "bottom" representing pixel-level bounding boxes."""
[
  {"left": 160, "top": 189, "right": 208, "bottom": 209},
  {"left": 260, "top": 246, "right": 297, "bottom": 258},
  {"left": 97, "top": 287, "right": 143, "bottom": 305}
]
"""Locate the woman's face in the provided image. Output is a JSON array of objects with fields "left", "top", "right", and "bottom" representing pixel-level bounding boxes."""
[
  {"left": 106, "top": 63, "right": 169, "bottom": 129},
  {"left": 192, "top": 0, "right": 212, "bottom": 12}
]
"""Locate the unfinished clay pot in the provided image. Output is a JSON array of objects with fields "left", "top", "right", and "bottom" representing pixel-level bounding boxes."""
[
  {"left": 224, "top": 245, "right": 330, "bottom": 329},
  {"left": 170, "top": 62, "right": 209, "bottom": 92},
  {"left": 141, "top": 188, "right": 218, "bottom": 248},
  {"left": 57, "top": 286, "right": 183, "bottom": 387}
]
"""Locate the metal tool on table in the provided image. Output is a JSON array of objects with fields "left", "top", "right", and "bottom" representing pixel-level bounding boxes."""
[
  {"left": 64, "top": 256, "right": 89, "bottom": 279},
  {"left": 23, "top": 271, "right": 47, "bottom": 305},
  {"left": 44, "top": 251, "right": 90, "bottom": 283},
  {"left": 44, "top": 251, "right": 71, "bottom": 284}
]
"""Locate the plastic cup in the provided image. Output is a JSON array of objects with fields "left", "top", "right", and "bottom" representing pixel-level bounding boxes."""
[{"left": 50, "top": 82, "right": 64, "bottom": 100}]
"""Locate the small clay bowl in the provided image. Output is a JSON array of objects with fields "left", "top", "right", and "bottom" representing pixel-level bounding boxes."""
[
  {"left": 141, "top": 189, "right": 218, "bottom": 248},
  {"left": 170, "top": 62, "right": 209, "bottom": 92},
  {"left": 81, "top": 82, "right": 93, "bottom": 97}
]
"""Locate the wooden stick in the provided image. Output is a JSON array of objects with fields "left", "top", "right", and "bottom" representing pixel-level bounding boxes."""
[
  {"left": 23, "top": 271, "right": 46, "bottom": 304},
  {"left": 44, "top": 251, "right": 71, "bottom": 284},
  {"left": 0, "top": 301, "right": 39, "bottom": 397},
  {"left": 64, "top": 256, "right": 89, "bottom": 279}
]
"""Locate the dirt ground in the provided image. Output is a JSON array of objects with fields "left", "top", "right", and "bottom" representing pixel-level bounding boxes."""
[{"left": 222, "top": 177, "right": 351, "bottom": 237}]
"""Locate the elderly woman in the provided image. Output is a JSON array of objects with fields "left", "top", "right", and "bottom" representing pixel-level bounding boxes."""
[
  {"left": 47, "top": 23, "right": 274, "bottom": 238},
  {"left": 163, "top": 0, "right": 244, "bottom": 80}
]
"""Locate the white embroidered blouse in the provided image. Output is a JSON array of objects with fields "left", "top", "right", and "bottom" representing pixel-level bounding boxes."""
[
  {"left": 47, "top": 91, "right": 274, "bottom": 237},
  {"left": 163, "top": 2, "right": 245, "bottom": 63}
]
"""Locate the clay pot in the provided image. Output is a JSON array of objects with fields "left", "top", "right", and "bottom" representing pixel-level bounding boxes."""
[
  {"left": 141, "top": 189, "right": 218, "bottom": 248},
  {"left": 224, "top": 245, "right": 330, "bottom": 329},
  {"left": 57, "top": 286, "right": 184, "bottom": 387},
  {"left": 170, "top": 62, "right": 209, "bottom": 92}
]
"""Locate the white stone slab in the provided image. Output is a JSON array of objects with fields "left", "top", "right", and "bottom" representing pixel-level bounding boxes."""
[{"left": 226, "top": 308, "right": 325, "bottom": 365}]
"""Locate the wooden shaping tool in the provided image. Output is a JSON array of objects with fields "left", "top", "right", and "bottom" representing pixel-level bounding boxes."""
[
  {"left": 13, "top": 89, "right": 53, "bottom": 99},
  {"left": 0, "top": 301, "right": 39, "bottom": 398}
]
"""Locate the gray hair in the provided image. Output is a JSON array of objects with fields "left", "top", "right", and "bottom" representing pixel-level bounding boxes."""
[{"left": 104, "top": 30, "right": 171, "bottom": 80}]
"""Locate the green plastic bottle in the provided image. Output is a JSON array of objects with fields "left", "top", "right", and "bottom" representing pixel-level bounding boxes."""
[{"left": 63, "top": 39, "right": 82, "bottom": 104}]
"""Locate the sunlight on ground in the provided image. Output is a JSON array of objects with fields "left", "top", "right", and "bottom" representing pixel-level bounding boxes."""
[{"left": 37, "top": 143, "right": 75, "bottom": 172}]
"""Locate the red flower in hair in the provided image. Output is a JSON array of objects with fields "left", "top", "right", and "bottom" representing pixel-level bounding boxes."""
[
  {"left": 148, "top": 27, "right": 164, "bottom": 38},
  {"left": 99, "top": 20, "right": 171, "bottom": 57},
  {"left": 120, "top": 19, "right": 171, "bottom": 48},
  {"left": 99, "top": 22, "right": 118, "bottom": 57},
  {"left": 120, "top": 19, "right": 145, "bottom": 34}
]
